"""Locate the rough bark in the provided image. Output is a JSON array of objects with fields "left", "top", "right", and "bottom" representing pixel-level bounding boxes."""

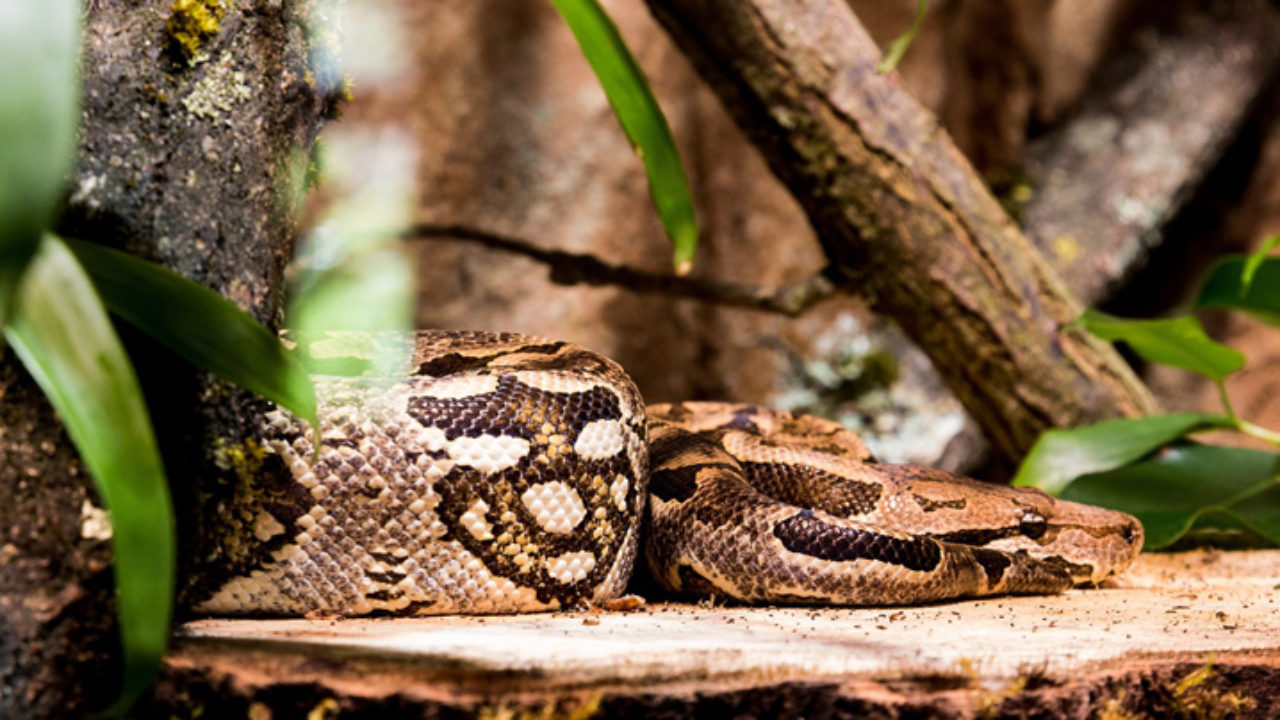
[
  {"left": 641, "top": 0, "right": 1158, "bottom": 465},
  {"left": 1021, "top": 0, "right": 1280, "bottom": 305},
  {"left": 0, "top": 1, "right": 332, "bottom": 715}
]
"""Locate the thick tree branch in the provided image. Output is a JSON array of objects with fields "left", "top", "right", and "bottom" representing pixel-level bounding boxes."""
[
  {"left": 410, "top": 224, "right": 837, "bottom": 316},
  {"left": 644, "top": 0, "right": 1159, "bottom": 464}
]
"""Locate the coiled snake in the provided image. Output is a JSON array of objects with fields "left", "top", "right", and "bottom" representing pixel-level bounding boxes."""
[{"left": 194, "top": 331, "right": 1143, "bottom": 616}]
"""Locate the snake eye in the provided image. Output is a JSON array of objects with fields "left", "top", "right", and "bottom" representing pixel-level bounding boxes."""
[
  {"left": 1019, "top": 512, "right": 1048, "bottom": 539},
  {"left": 1122, "top": 521, "right": 1140, "bottom": 545}
]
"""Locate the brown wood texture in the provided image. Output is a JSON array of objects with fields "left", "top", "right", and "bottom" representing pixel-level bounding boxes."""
[
  {"left": 138, "top": 550, "right": 1280, "bottom": 718},
  {"left": 642, "top": 0, "right": 1159, "bottom": 464},
  {"left": 0, "top": 2, "right": 332, "bottom": 716}
]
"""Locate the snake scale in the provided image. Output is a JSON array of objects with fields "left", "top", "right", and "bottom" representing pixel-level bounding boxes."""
[{"left": 194, "top": 331, "right": 1143, "bottom": 616}]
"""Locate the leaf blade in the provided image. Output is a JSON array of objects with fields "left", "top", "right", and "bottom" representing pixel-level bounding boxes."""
[
  {"left": 1013, "top": 412, "right": 1233, "bottom": 495},
  {"left": 549, "top": 0, "right": 699, "bottom": 272},
  {"left": 1196, "top": 256, "right": 1280, "bottom": 326},
  {"left": 66, "top": 238, "right": 318, "bottom": 430},
  {"left": 1078, "top": 309, "right": 1245, "bottom": 381},
  {"left": 0, "top": 0, "right": 81, "bottom": 320},
  {"left": 4, "top": 236, "right": 174, "bottom": 715},
  {"left": 1241, "top": 234, "right": 1280, "bottom": 295},
  {"left": 1060, "top": 443, "right": 1280, "bottom": 548},
  {"left": 876, "top": 0, "right": 929, "bottom": 74}
]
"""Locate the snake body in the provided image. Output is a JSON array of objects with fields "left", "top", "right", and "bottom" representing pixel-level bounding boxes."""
[{"left": 193, "top": 331, "right": 1143, "bottom": 616}]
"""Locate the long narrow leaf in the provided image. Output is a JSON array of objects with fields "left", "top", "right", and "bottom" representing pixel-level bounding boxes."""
[
  {"left": 1078, "top": 309, "right": 1245, "bottom": 381},
  {"left": 1013, "top": 412, "right": 1233, "bottom": 495},
  {"left": 0, "top": 0, "right": 80, "bottom": 320},
  {"left": 550, "top": 0, "right": 699, "bottom": 273},
  {"left": 67, "top": 238, "right": 317, "bottom": 430},
  {"left": 877, "top": 0, "right": 929, "bottom": 74},
  {"left": 5, "top": 236, "right": 173, "bottom": 715},
  {"left": 1196, "top": 256, "right": 1280, "bottom": 326}
]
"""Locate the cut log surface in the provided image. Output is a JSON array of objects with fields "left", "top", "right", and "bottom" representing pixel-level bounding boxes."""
[{"left": 149, "top": 550, "right": 1280, "bottom": 718}]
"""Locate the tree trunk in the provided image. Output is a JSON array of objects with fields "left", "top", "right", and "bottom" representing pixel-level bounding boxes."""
[
  {"left": 643, "top": 0, "right": 1159, "bottom": 466},
  {"left": 0, "top": 1, "right": 332, "bottom": 715}
]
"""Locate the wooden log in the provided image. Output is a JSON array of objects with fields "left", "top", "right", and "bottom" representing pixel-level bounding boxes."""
[
  {"left": 640, "top": 0, "right": 1158, "bottom": 466},
  {"left": 140, "top": 550, "right": 1280, "bottom": 717}
]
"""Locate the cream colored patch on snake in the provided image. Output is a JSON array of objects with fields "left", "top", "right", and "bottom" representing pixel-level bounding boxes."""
[
  {"left": 610, "top": 473, "right": 629, "bottom": 512},
  {"left": 513, "top": 370, "right": 602, "bottom": 395},
  {"left": 521, "top": 481, "right": 587, "bottom": 534},
  {"left": 420, "top": 373, "right": 500, "bottom": 399},
  {"left": 573, "top": 419, "right": 628, "bottom": 460},
  {"left": 546, "top": 551, "right": 597, "bottom": 584},
  {"left": 460, "top": 499, "right": 494, "bottom": 541},
  {"left": 446, "top": 435, "right": 530, "bottom": 474}
]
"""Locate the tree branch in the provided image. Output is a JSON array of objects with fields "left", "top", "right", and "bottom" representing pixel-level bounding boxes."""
[
  {"left": 409, "top": 224, "right": 837, "bottom": 316},
  {"left": 643, "top": 0, "right": 1159, "bottom": 465}
]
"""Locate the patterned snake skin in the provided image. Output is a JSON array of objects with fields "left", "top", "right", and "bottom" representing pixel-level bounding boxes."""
[{"left": 193, "top": 331, "right": 1143, "bottom": 616}]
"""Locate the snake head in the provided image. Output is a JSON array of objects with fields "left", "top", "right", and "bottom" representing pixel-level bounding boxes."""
[
  {"left": 957, "top": 484, "right": 1145, "bottom": 586},
  {"left": 876, "top": 465, "right": 1145, "bottom": 586}
]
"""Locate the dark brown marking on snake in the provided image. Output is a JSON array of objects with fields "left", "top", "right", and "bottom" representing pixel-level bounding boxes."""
[
  {"left": 807, "top": 442, "right": 859, "bottom": 456},
  {"left": 913, "top": 494, "right": 967, "bottom": 512},
  {"left": 1040, "top": 555, "right": 1096, "bottom": 582},
  {"left": 1019, "top": 512, "right": 1048, "bottom": 540},
  {"left": 739, "top": 462, "right": 882, "bottom": 518},
  {"left": 505, "top": 347, "right": 617, "bottom": 375},
  {"left": 676, "top": 565, "right": 726, "bottom": 598},
  {"left": 727, "top": 407, "right": 763, "bottom": 432},
  {"left": 399, "top": 598, "right": 439, "bottom": 614},
  {"left": 355, "top": 481, "right": 383, "bottom": 500},
  {"left": 648, "top": 424, "right": 732, "bottom": 471},
  {"left": 656, "top": 402, "right": 694, "bottom": 422},
  {"left": 650, "top": 464, "right": 730, "bottom": 502},
  {"left": 416, "top": 342, "right": 567, "bottom": 377},
  {"left": 364, "top": 570, "right": 407, "bottom": 584},
  {"left": 406, "top": 376, "right": 622, "bottom": 441},
  {"left": 431, "top": 442, "right": 634, "bottom": 605},
  {"left": 970, "top": 548, "right": 1011, "bottom": 586},
  {"left": 773, "top": 510, "right": 942, "bottom": 571},
  {"left": 217, "top": 452, "right": 317, "bottom": 582},
  {"left": 929, "top": 527, "right": 1020, "bottom": 547}
]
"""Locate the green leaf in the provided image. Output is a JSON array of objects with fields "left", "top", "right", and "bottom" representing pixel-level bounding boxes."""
[
  {"left": 1196, "top": 256, "right": 1280, "bottom": 326},
  {"left": 1226, "top": 482, "right": 1280, "bottom": 546},
  {"left": 1241, "top": 234, "right": 1280, "bottom": 295},
  {"left": 1061, "top": 443, "right": 1280, "bottom": 548},
  {"left": 550, "top": 0, "right": 699, "bottom": 273},
  {"left": 4, "top": 236, "right": 173, "bottom": 715},
  {"left": 65, "top": 238, "right": 318, "bottom": 431},
  {"left": 0, "top": 0, "right": 81, "bottom": 321},
  {"left": 1078, "top": 309, "right": 1245, "bottom": 381},
  {"left": 876, "top": 0, "right": 929, "bottom": 74},
  {"left": 1013, "top": 412, "right": 1233, "bottom": 495}
]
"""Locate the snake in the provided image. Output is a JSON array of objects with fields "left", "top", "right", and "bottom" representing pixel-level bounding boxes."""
[{"left": 192, "top": 331, "right": 1144, "bottom": 616}]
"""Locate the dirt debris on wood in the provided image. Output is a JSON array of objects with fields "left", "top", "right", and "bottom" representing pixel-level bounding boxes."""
[{"left": 136, "top": 550, "right": 1280, "bottom": 718}]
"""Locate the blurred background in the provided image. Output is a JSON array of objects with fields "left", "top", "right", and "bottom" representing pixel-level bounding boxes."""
[{"left": 307, "top": 0, "right": 1280, "bottom": 472}]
